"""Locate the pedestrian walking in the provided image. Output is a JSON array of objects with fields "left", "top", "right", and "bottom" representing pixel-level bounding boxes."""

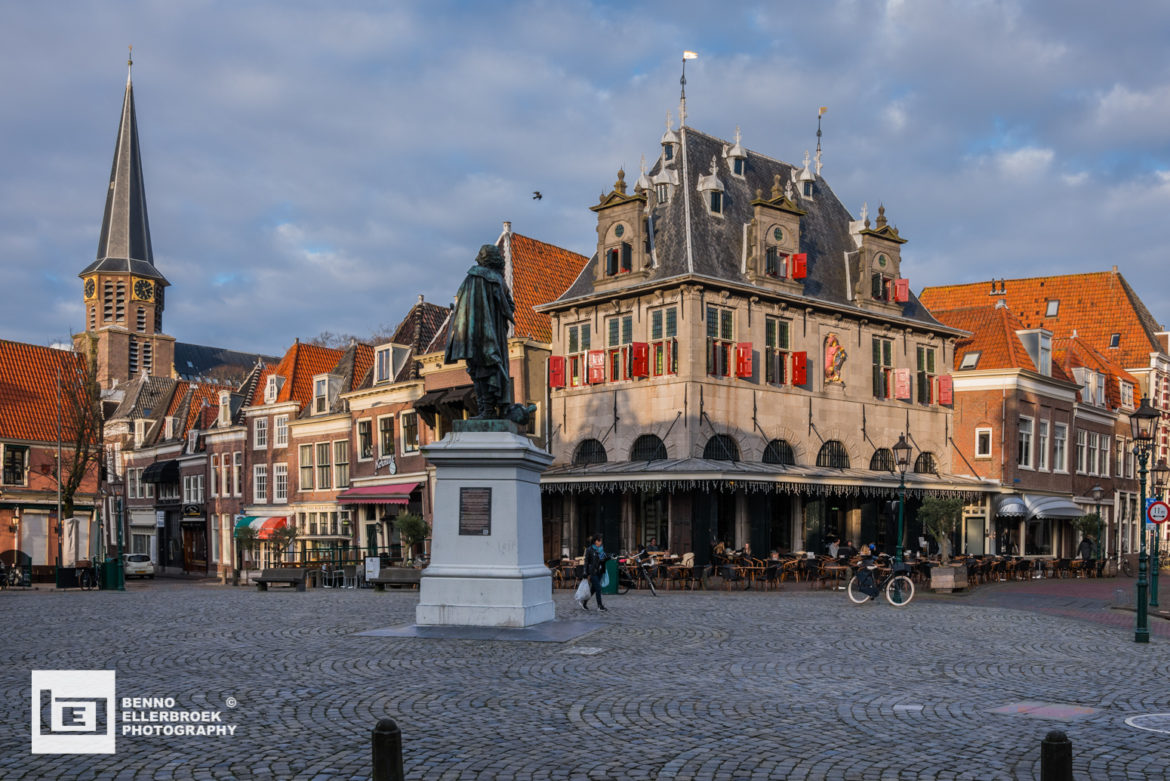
[{"left": 581, "top": 534, "right": 608, "bottom": 612}]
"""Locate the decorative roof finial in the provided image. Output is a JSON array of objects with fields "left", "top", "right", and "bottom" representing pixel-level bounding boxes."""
[
  {"left": 815, "top": 106, "right": 826, "bottom": 176},
  {"left": 666, "top": 111, "right": 673, "bottom": 132},
  {"left": 876, "top": 203, "right": 887, "bottom": 229},
  {"left": 614, "top": 167, "right": 627, "bottom": 195},
  {"left": 785, "top": 179, "right": 794, "bottom": 200},
  {"left": 709, "top": 156, "right": 718, "bottom": 175},
  {"left": 771, "top": 174, "right": 783, "bottom": 200},
  {"left": 861, "top": 202, "right": 870, "bottom": 229},
  {"left": 735, "top": 126, "right": 742, "bottom": 145},
  {"left": 127, "top": 44, "right": 133, "bottom": 84},
  {"left": 803, "top": 150, "right": 811, "bottom": 168},
  {"left": 680, "top": 51, "right": 697, "bottom": 126}
]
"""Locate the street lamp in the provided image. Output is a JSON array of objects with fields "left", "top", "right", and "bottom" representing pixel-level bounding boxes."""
[
  {"left": 1130, "top": 395, "right": 1159, "bottom": 643},
  {"left": 1091, "top": 484, "right": 1103, "bottom": 564},
  {"left": 1149, "top": 460, "right": 1169, "bottom": 608},
  {"left": 892, "top": 434, "right": 913, "bottom": 566}
]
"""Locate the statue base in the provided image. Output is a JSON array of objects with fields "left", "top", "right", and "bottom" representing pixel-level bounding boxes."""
[{"left": 415, "top": 429, "right": 555, "bottom": 628}]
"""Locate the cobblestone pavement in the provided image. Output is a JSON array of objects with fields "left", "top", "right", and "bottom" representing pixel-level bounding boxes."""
[{"left": 3, "top": 579, "right": 1170, "bottom": 780}]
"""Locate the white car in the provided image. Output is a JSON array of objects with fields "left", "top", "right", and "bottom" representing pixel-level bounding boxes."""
[{"left": 123, "top": 553, "right": 155, "bottom": 579}]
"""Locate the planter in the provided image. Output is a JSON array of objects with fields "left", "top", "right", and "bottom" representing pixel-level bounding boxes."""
[{"left": 931, "top": 564, "right": 968, "bottom": 593}]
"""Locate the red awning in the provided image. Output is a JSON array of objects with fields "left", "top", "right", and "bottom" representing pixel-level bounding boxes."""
[
  {"left": 336, "top": 483, "right": 420, "bottom": 505},
  {"left": 256, "top": 517, "right": 287, "bottom": 540}
]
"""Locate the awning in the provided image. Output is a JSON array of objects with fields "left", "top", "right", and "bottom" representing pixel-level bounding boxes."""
[
  {"left": 440, "top": 385, "right": 477, "bottom": 418},
  {"left": 995, "top": 494, "right": 1085, "bottom": 520},
  {"left": 336, "top": 483, "right": 420, "bottom": 505},
  {"left": 142, "top": 460, "right": 180, "bottom": 483},
  {"left": 233, "top": 516, "right": 288, "bottom": 539},
  {"left": 414, "top": 389, "right": 449, "bottom": 428}
]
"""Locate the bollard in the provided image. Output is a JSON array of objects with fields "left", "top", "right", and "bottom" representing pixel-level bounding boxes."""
[
  {"left": 372, "top": 717, "right": 404, "bottom": 781},
  {"left": 1040, "top": 729, "right": 1072, "bottom": 781}
]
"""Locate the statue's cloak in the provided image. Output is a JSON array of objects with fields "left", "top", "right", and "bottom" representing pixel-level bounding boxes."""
[{"left": 444, "top": 265, "right": 515, "bottom": 400}]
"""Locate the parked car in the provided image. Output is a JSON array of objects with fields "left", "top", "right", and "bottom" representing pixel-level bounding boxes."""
[{"left": 123, "top": 553, "right": 155, "bottom": 579}]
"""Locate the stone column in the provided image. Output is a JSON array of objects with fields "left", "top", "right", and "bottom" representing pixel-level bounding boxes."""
[{"left": 415, "top": 423, "right": 555, "bottom": 627}]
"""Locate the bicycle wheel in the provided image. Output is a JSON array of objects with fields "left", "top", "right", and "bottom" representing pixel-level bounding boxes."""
[
  {"left": 79, "top": 571, "right": 93, "bottom": 591},
  {"left": 1120, "top": 559, "right": 1134, "bottom": 577},
  {"left": 643, "top": 569, "right": 658, "bottom": 596},
  {"left": 885, "top": 575, "right": 915, "bottom": 607},
  {"left": 846, "top": 575, "right": 870, "bottom": 604},
  {"left": 616, "top": 569, "right": 631, "bottom": 595}
]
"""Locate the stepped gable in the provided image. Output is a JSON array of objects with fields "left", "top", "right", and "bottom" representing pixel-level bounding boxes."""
[
  {"left": 921, "top": 271, "right": 1163, "bottom": 368},
  {"left": 0, "top": 341, "right": 88, "bottom": 442},
  {"left": 554, "top": 127, "right": 942, "bottom": 327},
  {"left": 508, "top": 232, "right": 589, "bottom": 342}
]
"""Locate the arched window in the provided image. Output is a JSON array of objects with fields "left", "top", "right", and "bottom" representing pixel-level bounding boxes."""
[
  {"left": 914, "top": 452, "right": 937, "bottom": 474},
  {"left": 572, "top": 439, "right": 607, "bottom": 466},
  {"left": 630, "top": 435, "right": 667, "bottom": 462},
  {"left": 703, "top": 435, "right": 739, "bottom": 462},
  {"left": 816, "top": 440, "right": 850, "bottom": 469},
  {"left": 870, "top": 448, "right": 895, "bottom": 472},
  {"left": 762, "top": 439, "right": 795, "bottom": 466}
]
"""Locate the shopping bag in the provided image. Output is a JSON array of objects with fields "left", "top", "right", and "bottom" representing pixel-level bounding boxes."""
[
  {"left": 575, "top": 579, "right": 591, "bottom": 601},
  {"left": 601, "top": 569, "right": 610, "bottom": 589}
]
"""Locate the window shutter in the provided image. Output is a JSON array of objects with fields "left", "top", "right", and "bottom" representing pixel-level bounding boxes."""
[
  {"left": 621, "top": 242, "right": 632, "bottom": 273},
  {"left": 791, "top": 253, "right": 808, "bottom": 279},
  {"left": 894, "top": 278, "right": 910, "bottom": 303},
  {"left": 606, "top": 249, "right": 618, "bottom": 276},
  {"left": 587, "top": 350, "right": 606, "bottom": 384},
  {"left": 736, "top": 343, "right": 753, "bottom": 378},
  {"left": 895, "top": 368, "right": 912, "bottom": 400},
  {"left": 548, "top": 356, "right": 566, "bottom": 388},
  {"left": 631, "top": 342, "right": 649, "bottom": 378},
  {"left": 938, "top": 374, "right": 953, "bottom": 406},
  {"left": 792, "top": 351, "right": 807, "bottom": 385}
]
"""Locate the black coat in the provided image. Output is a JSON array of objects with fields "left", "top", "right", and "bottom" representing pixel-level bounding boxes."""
[{"left": 585, "top": 547, "right": 606, "bottom": 577}]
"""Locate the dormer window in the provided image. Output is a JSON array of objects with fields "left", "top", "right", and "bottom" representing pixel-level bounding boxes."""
[
  {"left": 803, "top": 181, "right": 813, "bottom": 197},
  {"left": 871, "top": 273, "right": 892, "bottom": 301},
  {"left": 709, "top": 191, "right": 723, "bottom": 214},
  {"left": 218, "top": 391, "right": 231, "bottom": 426},
  {"left": 959, "top": 351, "right": 981, "bottom": 370},
  {"left": 314, "top": 378, "right": 329, "bottom": 414},
  {"left": 375, "top": 344, "right": 410, "bottom": 384},
  {"left": 698, "top": 157, "right": 725, "bottom": 217},
  {"left": 1045, "top": 300, "right": 1059, "bottom": 317},
  {"left": 1121, "top": 380, "right": 1135, "bottom": 408},
  {"left": 656, "top": 183, "right": 669, "bottom": 204},
  {"left": 164, "top": 416, "right": 177, "bottom": 439},
  {"left": 264, "top": 375, "right": 284, "bottom": 404},
  {"left": 134, "top": 419, "right": 149, "bottom": 447},
  {"left": 1017, "top": 329, "right": 1053, "bottom": 376},
  {"left": 663, "top": 143, "right": 674, "bottom": 162},
  {"left": 765, "top": 246, "right": 787, "bottom": 278},
  {"left": 733, "top": 158, "right": 745, "bottom": 176}
]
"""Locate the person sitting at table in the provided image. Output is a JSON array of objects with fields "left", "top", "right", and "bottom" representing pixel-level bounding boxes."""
[
  {"left": 764, "top": 550, "right": 784, "bottom": 588},
  {"left": 645, "top": 537, "right": 664, "bottom": 552},
  {"left": 838, "top": 540, "right": 857, "bottom": 558},
  {"left": 737, "top": 542, "right": 753, "bottom": 559},
  {"left": 827, "top": 537, "right": 840, "bottom": 558}
]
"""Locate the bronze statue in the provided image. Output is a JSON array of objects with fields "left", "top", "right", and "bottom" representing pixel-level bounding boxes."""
[{"left": 445, "top": 244, "right": 532, "bottom": 424}]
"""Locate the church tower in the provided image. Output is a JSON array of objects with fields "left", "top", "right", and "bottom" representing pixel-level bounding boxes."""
[{"left": 76, "top": 52, "right": 174, "bottom": 390}]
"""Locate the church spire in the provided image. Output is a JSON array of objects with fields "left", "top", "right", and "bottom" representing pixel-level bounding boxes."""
[{"left": 80, "top": 50, "right": 167, "bottom": 284}]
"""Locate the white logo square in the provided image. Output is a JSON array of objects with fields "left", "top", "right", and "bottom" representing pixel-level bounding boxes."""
[{"left": 31, "top": 670, "right": 116, "bottom": 754}]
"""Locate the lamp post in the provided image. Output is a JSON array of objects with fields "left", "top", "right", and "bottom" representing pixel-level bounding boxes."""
[
  {"left": 1149, "top": 460, "right": 1169, "bottom": 608},
  {"left": 1091, "top": 484, "right": 1103, "bottom": 563},
  {"left": 1130, "top": 396, "right": 1159, "bottom": 643},
  {"left": 892, "top": 434, "right": 913, "bottom": 566}
]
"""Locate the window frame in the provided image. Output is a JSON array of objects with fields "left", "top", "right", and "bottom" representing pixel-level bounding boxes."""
[
  {"left": 333, "top": 439, "right": 350, "bottom": 489},
  {"left": 1053, "top": 423, "right": 1068, "bottom": 473},
  {"left": 232, "top": 452, "right": 242, "bottom": 497},
  {"left": 401, "top": 411, "right": 420, "bottom": 454},
  {"left": 975, "top": 427, "right": 993, "bottom": 459},
  {"left": 274, "top": 414, "right": 288, "bottom": 448},
  {"left": 650, "top": 307, "right": 678, "bottom": 377},
  {"left": 274, "top": 462, "right": 288, "bottom": 503},
  {"left": 316, "top": 442, "right": 332, "bottom": 490},
  {"left": 357, "top": 419, "right": 373, "bottom": 461},
  {"left": 253, "top": 417, "right": 268, "bottom": 449},
  {"left": 378, "top": 415, "right": 395, "bottom": 458},
  {"left": 606, "top": 314, "right": 634, "bottom": 382},
  {"left": 764, "top": 316, "right": 790, "bottom": 386},
  {"left": 566, "top": 322, "right": 592, "bottom": 387},
  {"left": 872, "top": 336, "right": 894, "bottom": 399},
  {"left": 1037, "top": 419, "right": 1049, "bottom": 471},
  {"left": 299, "top": 444, "right": 314, "bottom": 491},
  {"left": 1018, "top": 416, "right": 1034, "bottom": 470},
  {"left": 253, "top": 464, "right": 267, "bottom": 504},
  {"left": 916, "top": 344, "right": 936, "bottom": 405},
  {"left": 706, "top": 304, "right": 735, "bottom": 378}
]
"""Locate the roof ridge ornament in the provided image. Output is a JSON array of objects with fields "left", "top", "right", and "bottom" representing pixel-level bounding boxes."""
[
  {"left": 876, "top": 204, "right": 888, "bottom": 229},
  {"left": 679, "top": 50, "right": 697, "bottom": 126},
  {"left": 815, "top": 106, "right": 826, "bottom": 176},
  {"left": 771, "top": 174, "right": 783, "bottom": 200},
  {"left": 614, "top": 167, "right": 627, "bottom": 195}
]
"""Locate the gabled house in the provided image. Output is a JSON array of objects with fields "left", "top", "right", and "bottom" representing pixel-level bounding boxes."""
[
  {"left": 0, "top": 340, "right": 101, "bottom": 579},
  {"left": 538, "top": 119, "right": 986, "bottom": 563}
]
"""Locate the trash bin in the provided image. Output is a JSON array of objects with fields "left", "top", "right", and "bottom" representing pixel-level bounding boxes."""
[
  {"left": 602, "top": 558, "right": 619, "bottom": 595},
  {"left": 101, "top": 558, "right": 119, "bottom": 589}
]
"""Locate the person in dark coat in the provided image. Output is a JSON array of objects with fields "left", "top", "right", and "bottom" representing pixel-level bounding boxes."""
[
  {"left": 1078, "top": 535, "right": 1095, "bottom": 562},
  {"left": 444, "top": 244, "right": 515, "bottom": 419},
  {"left": 582, "top": 534, "right": 608, "bottom": 611}
]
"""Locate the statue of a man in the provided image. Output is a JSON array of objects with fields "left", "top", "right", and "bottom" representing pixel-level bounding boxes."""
[{"left": 445, "top": 244, "right": 515, "bottom": 419}]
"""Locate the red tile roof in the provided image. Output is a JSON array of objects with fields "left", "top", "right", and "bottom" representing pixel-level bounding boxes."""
[
  {"left": 270, "top": 342, "right": 346, "bottom": 411},
  {"left": 350, "top": 344, "right": 374, "bottom": 391},
  {"left": 932, "top": 306, "right": 1039, "bottom": 373},
  {"left": 920, "top": 270, "right": 1163, "bottom": 369},
  {"left": 0, "top": 340, "right": 88, "bottom": 443},
  {"left": 1054, "top": 336, "right": 1137, "bottom": 409},
  {"left": 509, "top": 232, "right": 589, "bottom": 343}
]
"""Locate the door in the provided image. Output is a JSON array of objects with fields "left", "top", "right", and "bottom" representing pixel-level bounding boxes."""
[{"left": 691, "top": 493, "right": 715, "bottom": 567}]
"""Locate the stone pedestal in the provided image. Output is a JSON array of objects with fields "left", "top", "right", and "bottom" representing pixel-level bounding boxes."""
[{"left": 415, "top": 424, "right": 555, "bottom": 628}]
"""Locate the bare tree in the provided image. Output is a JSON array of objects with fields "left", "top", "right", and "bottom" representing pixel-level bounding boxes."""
[{"left": 57, "top": 335, "right": 104, "bottom": 520}]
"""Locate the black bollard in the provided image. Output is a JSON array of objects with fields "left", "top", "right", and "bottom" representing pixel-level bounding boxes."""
[
  {"left": 372, "top": 717, "right": 404, "bottom": 781},
  {"left": 1040, "top": 729, "right": 1072, "bottom": 781}
]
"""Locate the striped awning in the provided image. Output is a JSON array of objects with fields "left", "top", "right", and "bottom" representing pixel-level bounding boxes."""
[{"left": 233, "top": 516, "right": 288, "bottom": 539}]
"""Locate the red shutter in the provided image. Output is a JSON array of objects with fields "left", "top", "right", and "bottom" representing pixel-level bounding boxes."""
[
  {"left": 735, "top": 343, "right": 753, "bottom": 378},
  {"left": 938, "top": 374, "right": 953, "bottom": 406},
  {"left": 587, "top": 350, "right": 606, "bottom": 384},
  {"left": 895, "top": 368, "right": 912, "bottom": 400},
  {"left": 893, "top": 278, "right": 910, "bottom": 303},
  {"left": 791, "top": 253, "right": 808, "bottom": 279},
  {"left": 631, "top": 342, "right": 649, "bottom": 378},
  {"left": 548, "top": 356, "right": 566, "bottom": 388},
  {"left": 792, "top": 352, "right": 807, "bottom": 385}
]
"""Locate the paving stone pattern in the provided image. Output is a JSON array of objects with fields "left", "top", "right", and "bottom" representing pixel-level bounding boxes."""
[{"left": 2, "top": 581, "right": 1170, "bottom": 780}]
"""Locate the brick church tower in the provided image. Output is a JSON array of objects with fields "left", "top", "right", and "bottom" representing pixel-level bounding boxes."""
[{"left": 75, "top": 53, "right": 174, "bottom": 390}]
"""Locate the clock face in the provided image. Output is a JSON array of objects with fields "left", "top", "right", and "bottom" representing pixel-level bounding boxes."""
[
  {"left": 877, "top": 254, "right": 888, "bottom": 268},
  {"left": 134, "top": 279, "right": 153, "bottom": 301},
  {"left": 84, "top": 279, "right": 95, "bottom": 299},
  {"left": 773, "top": 227, "right": 783, "bottom": 241},
  {"left": 614, "top": 224, "right": 625, "bottom": 238}
]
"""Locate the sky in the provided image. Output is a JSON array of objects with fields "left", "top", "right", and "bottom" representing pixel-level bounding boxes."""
[{"left": 3, "top": 0, "right": 1170, "bottom": 357}]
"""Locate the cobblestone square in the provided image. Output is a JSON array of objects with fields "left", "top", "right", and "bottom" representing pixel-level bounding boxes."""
[{"left": 2, "top": 580, "right": 1169, "bottom": 780}]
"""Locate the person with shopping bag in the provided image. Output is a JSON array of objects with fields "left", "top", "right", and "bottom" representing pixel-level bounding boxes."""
[{"left": 580, "top": 534, "right": 608, "bottom": 612}]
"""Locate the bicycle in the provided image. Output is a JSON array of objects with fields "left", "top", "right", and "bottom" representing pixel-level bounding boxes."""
[
  {"left": 847, "top": 557, "right": 915, "bottom": 607},
  {"left": 77, "top": 561, "right": 98, "bottom": 591},
  {"left": 1119, "top": 558, "right": 1134, "bottom": 577},
  {"left": 615, "top": 552, "right": 659, "bottom": 596}
]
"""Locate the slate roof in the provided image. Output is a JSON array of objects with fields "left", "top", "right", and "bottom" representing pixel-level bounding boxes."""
[
  {"left": 173, "top": 343, "right": 277, "bottom": 384},
  {"left": 920, "top": 270, "right": 1164, "bottom": 369},
  {"left": 508, "top": 232, "right": 589, "bottom": 342},
  {"left": 0, "top": 340, "right": 88, "bottom": 443},
  {"left": 79, "top": 63, "right": 167, "bottom": 284},
  {"left": 551, "top": 127, "right": 943, "bottom": 328}
]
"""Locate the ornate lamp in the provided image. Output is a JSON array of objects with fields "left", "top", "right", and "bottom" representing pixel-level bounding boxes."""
[
  {"left": 892, "top": 434, "right": 913, "bottom": 565},
  {"left": 1131, "top": 396, "right": 1160, "bottom": 642}
]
